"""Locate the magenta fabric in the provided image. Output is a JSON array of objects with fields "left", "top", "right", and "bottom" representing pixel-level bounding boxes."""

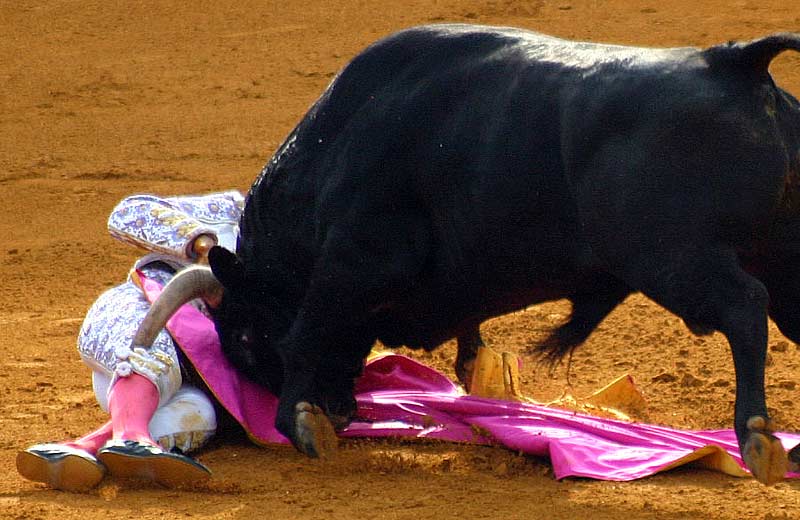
[{"left": 141, "top": 277, "right": 800, "bottom": 481}]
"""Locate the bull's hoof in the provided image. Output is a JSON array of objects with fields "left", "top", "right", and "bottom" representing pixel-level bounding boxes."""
[
  {"left": 743, "top": 416, "right": 788, "bottom": 485},
  {"left": 789, "top": 443, "right": 800, "bottom": 473},
  {"left": 294, "top": 402, "right": 338, "bottom": 459}
]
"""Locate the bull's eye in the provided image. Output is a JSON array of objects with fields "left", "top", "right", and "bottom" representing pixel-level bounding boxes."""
[{"left": 239, "top": 332, "right": 252, "bottom": 344}]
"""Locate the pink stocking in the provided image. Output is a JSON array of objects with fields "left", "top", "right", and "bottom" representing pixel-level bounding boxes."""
[
  {"left": 108, "top": 373, "right": 160, "bottom": 446},
  {"left": 63, "top": 420, "right": 112, "bottom": 455}
]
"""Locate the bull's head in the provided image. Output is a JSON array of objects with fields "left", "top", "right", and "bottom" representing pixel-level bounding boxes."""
[{"left": 133, "top": 246, "right": 288, "bottom": 394}]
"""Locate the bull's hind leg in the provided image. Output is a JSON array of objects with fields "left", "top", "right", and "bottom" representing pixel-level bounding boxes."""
[
  {"left": 275, "top": 217, "right": 430, "bottom": 457},
  {"left": 761, "top": 267, "right": 800, "bottom": 473},
  {"left": 622, "top": 247, "right": 787, "bottom": 484}
]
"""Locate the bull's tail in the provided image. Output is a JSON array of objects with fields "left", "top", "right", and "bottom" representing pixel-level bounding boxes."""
[
  {"left": 705, "top": 32, "right": 800, "bottom": 74},
  {"left": 533, "top": 324, "right": 586, "bottom": 367}
]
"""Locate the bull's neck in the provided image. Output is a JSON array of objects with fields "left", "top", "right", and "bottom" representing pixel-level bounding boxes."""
[{"left": 237, "top": 170, "right": 318, "bottom": 309}]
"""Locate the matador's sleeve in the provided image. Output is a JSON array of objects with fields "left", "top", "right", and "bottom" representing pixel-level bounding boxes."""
[{"left": 107, "top": 191, "right": 244, "bottom": 260}]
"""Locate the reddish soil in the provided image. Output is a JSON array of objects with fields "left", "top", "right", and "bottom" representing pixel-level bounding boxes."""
[{"left": 3, "top": 1, "right": 800, "bottom": 518}]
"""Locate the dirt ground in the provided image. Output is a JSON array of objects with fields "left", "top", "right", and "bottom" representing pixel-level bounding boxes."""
[{"left": 3, "top": 0, "right": 800, "bottom": 518}]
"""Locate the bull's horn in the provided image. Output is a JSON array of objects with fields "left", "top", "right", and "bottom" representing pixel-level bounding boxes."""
[{"left": 132, "top": 265, "right": 224, "bottom": 348}]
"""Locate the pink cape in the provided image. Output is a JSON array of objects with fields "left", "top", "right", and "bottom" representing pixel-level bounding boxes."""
[{"left": 141, "top": 276, "right": 800, "bottom": 481}]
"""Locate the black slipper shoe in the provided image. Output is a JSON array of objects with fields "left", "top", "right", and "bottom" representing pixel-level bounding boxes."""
[
  {"left": 97, "top": 439, "right": 211, "bottom": 487},
  {"left": 16, "top": 443, "right": 106, "bottom": 492}
]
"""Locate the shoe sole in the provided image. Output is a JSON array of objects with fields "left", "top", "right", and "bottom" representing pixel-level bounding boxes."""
[
  {"left": 97, "top": 448, "right": 210, "bottom": 487},
  {"left": 16, "top": 450, "right": 105, "bottom": 492}
]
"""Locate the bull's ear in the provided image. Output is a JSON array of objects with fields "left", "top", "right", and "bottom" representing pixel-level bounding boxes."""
[{"left": 208, "top": 246, "right": 245, "bottom": 290}]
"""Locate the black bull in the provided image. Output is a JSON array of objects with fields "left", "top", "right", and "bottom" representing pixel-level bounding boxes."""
[{"left": 140, "top": 25, "right": 800, "bottom": 484}]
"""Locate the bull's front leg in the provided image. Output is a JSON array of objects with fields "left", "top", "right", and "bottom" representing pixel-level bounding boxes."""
[
  {"left": 274, "top": 337, "right": 363, "bottom": 458},
  {"left": 275, "top": 214, "right": 430, "bottom": 457},
  {"left": 274, "top": 286, "right": 414, "bottom": 457},
  {"left": 274, "top": 318, "right": 376, "bottom": 458},
  {"left": 274, "top": 338, "right": 335, "bottom": 458}
]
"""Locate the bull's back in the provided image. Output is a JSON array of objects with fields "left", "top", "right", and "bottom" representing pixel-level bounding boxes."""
[
  {"left": 246, "top": 26, "right": 696, "bottom": 324},
  {"left": 312, "top": 26, "right": 588, "bottom": 262}
]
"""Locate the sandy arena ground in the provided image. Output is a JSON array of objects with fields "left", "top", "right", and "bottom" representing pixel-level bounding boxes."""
[{"left": 3, "top": 1, "right": 800, "bottom": 518}]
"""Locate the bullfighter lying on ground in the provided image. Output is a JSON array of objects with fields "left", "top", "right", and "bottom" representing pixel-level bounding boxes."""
[{"left": 16, "top": 191, "right": 244, "bottom": 491}]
